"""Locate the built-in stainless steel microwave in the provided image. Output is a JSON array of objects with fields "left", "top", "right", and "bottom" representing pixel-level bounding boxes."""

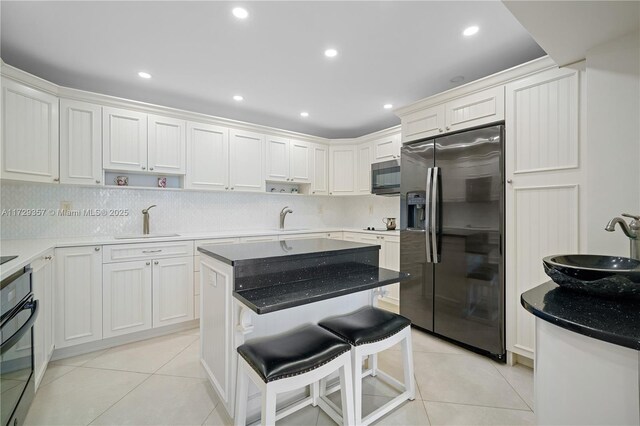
[{"left": 371, "top": 159, "right": 400, "bottom": 195}]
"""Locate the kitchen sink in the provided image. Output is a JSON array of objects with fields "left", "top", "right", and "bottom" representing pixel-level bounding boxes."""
[
  {"left": 114, "top": 233, "right": 180, "bottom": 240},
  {"left": 543, "top": 254, "right": 640, "bottom": 298}
]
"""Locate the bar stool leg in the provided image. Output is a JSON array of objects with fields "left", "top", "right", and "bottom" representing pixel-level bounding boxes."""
[
  {"left": 261, "top": 385, "right": 277, "bottom": 426},
  {"left": 351, "top": 348, "right": 363, "bottom": 424},
  {"left": 339, "top": 356, "right": 355, "bottom": 426},
  {"left": 234, "top": 360, "right": 249, "bottom": 426},
  {"left": 369, "top": 354, "right": 378, "bottom": 377},
  {"left": 311, "top": 381, "right": 320, "bottom": 407},
  {"left": 401, "top": 328, "right": 416, "bottom": 400}
]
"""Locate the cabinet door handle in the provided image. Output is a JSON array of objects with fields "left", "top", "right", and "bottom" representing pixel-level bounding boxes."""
[
  {"left": 142, "top": 249, "right": 162, "bottom": 253},
  {"left": 225, "top": 187, "right": 229, "bottom": 190},
  {"left": 507, "top": 179, "right": 513, "bottom": 184},
  {"left": 150, "top": 167, "right": 154, "bottom": 171},
  {"left": 154, "top": 261, "right": 159, "bottom": 265},
  {"left": 142, "top": 166, "right": 146, "bottom": 170},
  {"left": 446, "top": 126, "right": 451, "bottom": 131},
  {"left": 95, "top": 179, "right": 101, "bottom": 184},
  {"left": 53, "top": 178, "right": 59, "bottom": 182},
  {"left": 44, "top": 255, "right": 52, "bottom": 260},
  {"left": 146, "top": 261, "right": 151, "bottom": 266},
  {"left": 438, "top": 128, "right": 443, "bottom": 133},
  {"left": 94, "top": 247, "right": 101, "bottom": 251}
]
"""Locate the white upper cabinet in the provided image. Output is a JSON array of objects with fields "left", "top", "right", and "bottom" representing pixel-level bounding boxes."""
[
  {"left": 372, "top": 133, "right": 401, "bottom": 162},
  {"left": 186, "top": 122, "right": 229, "bottom": 190},
  {"left": 265, "top": 136, "right": 290, "bottom": 182},
  {"left": 445, "top": 86, "right": 505, "bottom": 133},
  {"left": 401, "top": 86, "right": 505, "bottom": 143},
  {"left": 311, "top": 144, "right": 328, "bottom": 195},
  {"left": 1, "top": 78, "right": 59, "bottom": 183},
  {"left": 402, "top": 104, "right": 445, "bottom": 143},
  {"left": 103, "top": 106, "right": 148, "bottom": 172},
  {"left": 229, "top": 129, "right": 265, "bottom": 192},
  {"left": 289, "top": 140, "right": 311, "bottom": 183},
  {"left": 329, "top": 145, "right": 356, "bottom": 195},
  {"left": 103, "top": 107, "right": 186, "bottom": 175},
  {"left": 356, "top": 143, "right": 372, "bottom": 194},
  {"left": 148, "top": 114, "right": 186, "bottom": 174},
  {"left": 265, "top": 137, "right": 311, "bottom": 183},
  {"left": 60, "top": 99, "right": 102, "bottom": 185}
]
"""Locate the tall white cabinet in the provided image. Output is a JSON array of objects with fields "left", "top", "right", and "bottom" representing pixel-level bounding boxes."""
[
  {"left": 59, "top": 99, "right": 102, "bottom": 185},
  {"left": 505, "top": 67, "right": 584, "bottom": 360},
  {"left": 185, "top": 122, "right": 229, "bottom": 190},
  {"left": 32, "top": 250, "right": 54, "bottom": 389},
  {"left": 54, "top": 246, "right": 103, "bottom": 349},
  {"left": 1, "top": 78, "right": 59, "bottom": 183},
  {"left": 229, "top": 130, "right": 265, "bottom": 192},
  {"left": 310, "top": 144, "right": 329, "bottom": 195}
]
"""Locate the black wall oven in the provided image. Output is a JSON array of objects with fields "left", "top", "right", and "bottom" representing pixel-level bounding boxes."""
[{"left": 1, "top": 267, "right": 38, "bottom": 426}]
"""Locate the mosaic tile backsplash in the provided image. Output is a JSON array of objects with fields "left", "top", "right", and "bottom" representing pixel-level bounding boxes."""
[{"left": 0, "top": 182, "right": 399, "bottom": 239}]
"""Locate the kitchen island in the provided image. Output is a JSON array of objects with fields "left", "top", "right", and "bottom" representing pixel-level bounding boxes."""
[
  {"left": 521, "top": 282, "right": 640, "bottom": 425},
  {"left": 197, "top": 238, "right": 408, "bottom": 421}
]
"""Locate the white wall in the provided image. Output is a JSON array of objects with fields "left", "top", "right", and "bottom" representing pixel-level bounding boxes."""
[
  {"left": 340, "top": 195, "right": 400, "bottom": 230},
  {"left": 585, "top": 31, "right": 640, "bottom": 255}
]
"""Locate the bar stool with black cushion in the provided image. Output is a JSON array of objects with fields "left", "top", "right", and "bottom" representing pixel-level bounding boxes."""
[
  {"left": 234, "top": 324, "right": 355, "bottom": 426},
  {"left": 319, "top": 306, "right": 415, "bottom": 426}
]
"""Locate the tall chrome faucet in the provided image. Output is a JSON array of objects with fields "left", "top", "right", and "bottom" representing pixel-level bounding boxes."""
[
  {"left": 279, "top": 206, "right": 293, "bottom": 230},
  {"left": 605, "top": 213, "right": 640, "bottom": 260},
  {"left": 142, "top": 205, "right": 157, "bottom": 235}
]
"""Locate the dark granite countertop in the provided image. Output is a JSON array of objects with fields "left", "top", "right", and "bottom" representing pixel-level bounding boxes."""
[
  {"left": 521, "top": 281, "right": 640, "bottom": 350},
  {"left": 198, "top": 238, "right": 379, "bottom": 266},
  {"left": 234, "top": 266, "right": 408, "bottom": 314}
]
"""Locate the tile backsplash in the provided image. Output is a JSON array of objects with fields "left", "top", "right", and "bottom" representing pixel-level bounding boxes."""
[{"left": 0, "top": 182, "right": 399, "bottom": 239}]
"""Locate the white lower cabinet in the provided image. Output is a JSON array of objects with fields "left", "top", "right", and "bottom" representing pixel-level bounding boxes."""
[
  {"left": 103, "top": 255, "right": 194, "bottom": 337},
  {"left": 103, "top": 260, "right": 152, "bottom": 338},
  {"left": 54, "top": 246, "right": 103, "bottom": 349},
  {"left": 342, "top": 232, "right": 400, "bottom": 305},
  {"left": 32, "top": 251, "right": 54, "bottom": 389},
  {"left": 153, "top": 256, "right": 194, "bottom": 327}
]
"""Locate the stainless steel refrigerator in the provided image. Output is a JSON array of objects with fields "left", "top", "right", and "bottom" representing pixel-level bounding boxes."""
[{"left": 400, "top": 124, "right": 505, "bottom": 361}]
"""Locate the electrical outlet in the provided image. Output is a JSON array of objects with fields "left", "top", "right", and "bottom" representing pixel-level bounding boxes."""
[
  {"left": 369, "top": 205, "right": 374, "bottom": 214},
  {"left": 60, "top": 201, "right": 72, "bottom": 211}
]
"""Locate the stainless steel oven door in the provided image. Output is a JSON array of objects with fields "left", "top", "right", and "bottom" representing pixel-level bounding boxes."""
[
  {"left": 371, "top": 159, "right": 401, "bottom": 195},
  {"left": 1, "top": 285, "right": 38, "bottom": 426}
]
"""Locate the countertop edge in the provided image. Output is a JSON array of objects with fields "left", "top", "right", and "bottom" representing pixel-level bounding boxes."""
[
  {"left": 520, "top": 289, "right": 640, "bottom": 351},
  {"left": 0, "top": 228, "right": 399, "bottom": 280}
]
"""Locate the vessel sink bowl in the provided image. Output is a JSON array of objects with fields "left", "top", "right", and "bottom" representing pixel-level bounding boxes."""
[
  {"left": 543, "top": 254, "right": 640, "bottom": 298},
  {"left": 114, "top": 233, "right": 180, "bottom": 239}
]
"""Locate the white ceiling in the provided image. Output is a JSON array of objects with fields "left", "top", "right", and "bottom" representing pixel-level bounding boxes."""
[
  {"left": 503, "top": 1, "right": 640, "bottom": 67},
  {"left": 1, "top": 1, "right": 544, "bottom": 138}
]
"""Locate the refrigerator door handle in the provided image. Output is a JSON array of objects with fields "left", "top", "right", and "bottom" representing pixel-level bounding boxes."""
[
  {"left": 425, "top": 167, "right": 433, "bottom": 263},
  {"left": 431, "top": 166, "right": 440, "bottom": 263}
]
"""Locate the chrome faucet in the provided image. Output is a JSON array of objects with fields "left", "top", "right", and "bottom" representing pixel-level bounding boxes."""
[
  {"left": 142, "top": 205, "right": 156, "bottom": 235},
  {"left": 279, "top": 206, "right": 293, "bottom": 230},
  {"left": 605, "top": 213, "right": 640, "bottom": 260}
]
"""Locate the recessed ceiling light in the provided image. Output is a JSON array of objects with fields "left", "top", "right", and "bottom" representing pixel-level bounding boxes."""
[
  {"left": 324, "top": 49, "right": 338, "bottom": 58},
  {"left": 300, "top": 112, "right": 309, "bottom": 118},
  {"left": 232, "top": 7, "right": 249, "bottom": 19},
  {"left": 138, "top": 71, "right": 151, "bottom": 79},
  {"left": 450, "top": 75, "right": 465, "bottom": 83},
  {"left": 233, "top": 95, "right": 244, "bottom": 101},
  {"left": 383, "top": 104, "right": 393, "bottom": 110},
  {"left": 463, "top": 26, "right": 479, "bottom": 36}
]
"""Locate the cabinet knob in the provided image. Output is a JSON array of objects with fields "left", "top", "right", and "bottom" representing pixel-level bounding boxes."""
[
  {"left": 507, "top": 179, "right": 513, "bottom": 184},
  {"left": 154, "top": 261, "right": 159, "bottom": 265},
  {"left": 95, "top": 179, "right": 101, "bottom": 184},
  {"left": 446, "top": 126, "right": 451, "bottom": 131},
  {"left": 142, "top": 166, "right": 146, "bottom": 170},
  {"left": 312, "top": 191, "right": 315, "bottom": 194},
  {"left": 44, "top": 255, "right": 52, "bottom": 260},
  {"left": 94, "top": 247, "right": 100, "bottom": 251},
  {"left": 225, "top": 187, "right": 229, "bottom": 190},
  {"left": 53, "top": 178, "right": 59, "bottom": 182},
  {"left": 231, "top": 187, "right": 234, "bottom": 190},
  {"left": 150, "top": 167, "right": 154, "bottom": 171},
  {"left": 439, "top": 128, "right": 443, "bottom": 133},
  {"left": 329, "top": 192, "right": 333, "bottom": 195},
  {"left": 146, "top": 261, "right": 151, "bottom": 266}
]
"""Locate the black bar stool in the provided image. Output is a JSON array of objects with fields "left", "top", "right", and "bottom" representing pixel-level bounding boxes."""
[
  {"left": 319, "top": 306, "right": 415, "bottom": 426},
  {"left": 234, "top": 324, "right": 355, "bottom": 426}
]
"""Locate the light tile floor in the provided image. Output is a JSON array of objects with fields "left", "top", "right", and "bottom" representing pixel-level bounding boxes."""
[{"left": 25, "top": 327, "right": 535, "bottom": 426}]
